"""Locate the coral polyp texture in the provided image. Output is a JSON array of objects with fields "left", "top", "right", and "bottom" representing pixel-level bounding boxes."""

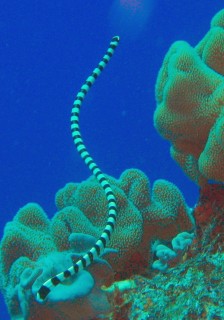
[
  {"left": 54, "top": 169, "right": 193, "bottom": 277},
  {"left": 0, "top": 169, "right": 193, "bottom": 319},
  {"left": 154, "top": 9, "right": 224, "bottom": 185}
]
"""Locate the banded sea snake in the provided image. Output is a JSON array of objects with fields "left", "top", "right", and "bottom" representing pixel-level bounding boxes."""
[{"left": 36, "top": 36, "right": 120, "bottom": 302}]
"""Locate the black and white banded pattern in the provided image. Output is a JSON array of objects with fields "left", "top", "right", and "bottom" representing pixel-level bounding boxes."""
[{"left": 36, "top": 36, "right": 120, "bottom": 303}]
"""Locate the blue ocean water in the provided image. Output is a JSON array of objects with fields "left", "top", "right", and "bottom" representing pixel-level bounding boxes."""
[{"left": 0, "top": 1, "right": 223, "bottom": 318}]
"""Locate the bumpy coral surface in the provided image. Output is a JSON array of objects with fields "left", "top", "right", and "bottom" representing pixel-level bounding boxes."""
[
  {"left": 0, "top": 203, "right": 114, "bottom": 320},
  {"left": 0, "top": 169, "right": 193, "bottom": 319},
  {"left": 53, "top": 168, "right": 193, "bottom": 278},
  {"left": 154, "top": 9, "right": 224, "bottom": 185}
]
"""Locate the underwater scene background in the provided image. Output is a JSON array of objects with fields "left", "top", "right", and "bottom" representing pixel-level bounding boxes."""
[{"left": 0, "top": 1, "right": 223, "bottom": 319}]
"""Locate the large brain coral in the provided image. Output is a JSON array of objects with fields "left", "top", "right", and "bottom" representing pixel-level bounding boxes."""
[
  {"left": 0, "top": 169, "right": 193, "bottom": 319},
  {"left": 154, "top": 9, "right": 224, "bottom": 185}
]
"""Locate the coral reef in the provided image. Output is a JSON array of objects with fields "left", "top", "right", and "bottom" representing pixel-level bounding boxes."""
[
  {"left": 103, "top": 184, "right": 224, "bottom": 319},
  {"left": 1, "top": 8, "right": 224, "bottom": 320},
  {"left": 154, "top": 9, "right": 224, "bottom": 185},
  {"left": 0, "top": 169, "right": 193, "bottom": 319},
  {"left": 152, "top": 231, "right": 195, "bottom": 271},
  {"left": 0, "top": 203, "right": 115, "bottom": 319},
  {"left": 53, "top": 169, "right": 193, "bottom": 278},
  {"left": 106, "top": 246, "right": 224, "bottom": 319},
  {"left": 101, "top": 186, "right": 224, "bottom": 319}
]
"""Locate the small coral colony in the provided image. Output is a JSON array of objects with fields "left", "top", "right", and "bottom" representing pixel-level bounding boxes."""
[{"left": 0, "top": 9, "right": 223, "bottom": 320}]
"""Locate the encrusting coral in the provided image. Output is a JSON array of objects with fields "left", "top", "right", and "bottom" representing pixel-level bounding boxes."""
[
  {"left": 0, "top": 169, "right": 193, "bottom": 319},
  {"left": 154, "top": 9, "right": 224, "bottom": 185},
  {"left": 108, "top": 250, "right": 224, "bottom": 319}
]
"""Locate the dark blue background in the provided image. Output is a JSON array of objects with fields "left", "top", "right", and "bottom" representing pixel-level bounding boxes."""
[{"left": 0, "top": 1, "right": 223, "bottom": 318}]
